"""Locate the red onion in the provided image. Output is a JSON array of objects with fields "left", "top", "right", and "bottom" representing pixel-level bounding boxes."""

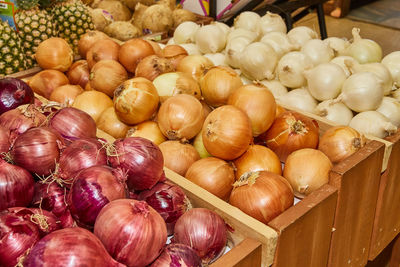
[
  {"left": 94, "top": 199, "right": 167, "bottom": 267},
  {"left": 173, "top": 208, "right": 227, "bottom": 264},
  {"left": 0, "top": 104, "right": 46, "bottom": 145},
  {"left": 108, "top": 137, "right": 164, "bottom": 191},
  {"left": 0, "top": 210, "right": 41, "bottom": 267},
  {"left": 49, "top": 107, "right": 97, "bottom": 142},
  {"left": 0, "top": 78, "right": 34, "bottom": 115},
  {"left": 11, "top": 127, "right": 65, "bottom": 176},
  {"left": 0, "top": 125, "right": 10, "bottom": 154},
  {"left": 150, "top": 243, "right": 202, "bottom": 267},
  {"left": 58, "top": 138, "right": 108, "bottom": 186},
  {"left": 138, "top": 181, "right": 189, "bottom": 235},
  {"left": 6, "top": 207, "right": 61, "bottom": 236},
  {"left": 67, "top": 166, "right": 128, "bottom": 228},
  {"left": 0, "top": 159, "right": 34, "bottom": 211},
  {"left": 23, "top": 227, "right": 125, "bottom": 267}
]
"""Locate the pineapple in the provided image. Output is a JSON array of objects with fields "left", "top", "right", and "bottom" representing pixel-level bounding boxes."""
[
  {"left": 14, "top": 0, "right": 56, "bottom": 68},
  {"left": 50, "top": 0, "right": 95, "bottom": 54},
  {"left": 0, "top": 20, "right": 27, "bottom": 76}
]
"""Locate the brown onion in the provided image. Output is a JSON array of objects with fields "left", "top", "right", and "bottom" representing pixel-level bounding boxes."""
[
  {"left": 234, "top": 145, "right": 282, "bottom": 180},
  {"left": 263, "top": 111, "right": 320, "bottom": 162},
  {"left": 283, "top": 148, "right": 332, "bottom": 198},
  {"left": 86, "top": 39, "right": 120, "bottom": 69},
  {"left": 200, "top": 66, "right": 243, "bottom": 107},
  {"left": 97, "top": 106, "right": 130, "bottom": 138},
  {"left": 94, "top": 199, "right": 167, "bottom": 267},
  {"left": 28, "top": 70, "right": 69, "bottom": 99},
  {"left": 159, "top": 140, "right": 200, "bottom": 176},
  {"left": 35, "top": 37, "right": 73, "bottom": 72},
  {"left": 126, "top": 121, "right": 166, "bottom": 145},
  {"left": 119, "top": 38, "right": 155, "bottom": 73},
  {"left": 150, "top": 243, "right": 201, "bottom": 267},
  {"left": 202, "top": 105, "right": 252, "bottom": 160},
  {"left": 78, "top": 30, "right": 110, "bottom": 58},
  {"left": 147, "top": 40, "right": 163, "bottom": 57},
  {"left": 49, "top": 84, "right": 84, "bottom": 105},
  {"left": 229, "top": 171, "right": 294, "bottom": 224},
  {"left": 67, "top": 60, "right": 90, "bottom": 89},
  {"left": 228, "top": 83, "right": 276, "bottom": 136},
  {"left": 113, "top": 77, "right": 159, "bottom": 125},
  {"left": 276, "top": 104, "right": 286, "bottom": 118},
  {"left": 157, "top": 94, "right": 205, "bottom": 140},
  {"left": 177, "top": 55, "right": 214, "bottom": 81},
  {"left": 318, "top": 126, "right": 366, "bottom": 163},
  {"left": 135, "top": 55, "right": 175, "bottom": 81},
  {"left": 162, "top": 45, "right": 188, "bottom": 69},
  {"left": 72, "top": 90, "right": 113, "bottom": 122},
  {"left": 153, "top": 72, "right": 202, "bottom": 102},
  {"left": 89, "top": 60, "right": 128, "bottom": 97},
  {"left": 185, "top": 157, "right": 235, "bottom": 201}
]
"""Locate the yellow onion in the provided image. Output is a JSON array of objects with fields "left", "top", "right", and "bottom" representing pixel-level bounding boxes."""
[
  {"left": 199, "top": 66, "right": 243, "bottom": 107},
  {"left": 119, "top": 38, "right": 155, "bottom": 73},
  {"left": 67, "top": 60, "right": 90, "bottom": 89},
  {"left": 113, "top": 77, "right": 159, "bottom": 125},
  {"left": 162, "top": 45, "right": 188, "bottom": 69},
  {"left": 177, "top": 55, "right": 214, "bottom": 81},
  {"left": 126, "top": 121, "right": 166, "bottom": 145},
  {"left": 49, "top": 84, "right": 84, "bottom": 106},
  {"left": 72, "top": 90, "right": 113, "bottom": 122},
  {"left": 159, "top": 140, "right": 200, "bottom": 176},
  {"left": 97, "top": 106, "right": 130, "bottom": 138},
  {"left": 192, "top": 131, "right": 211, "bottom": 158},
  {"left": 89, "top": 60, "right": 128, "bottom": 97},
  {"left": 202, "top": 105, "right": 252, "bottom": 160},
  {"left": 157, "top": 94, "right": 205, "bottom": 141},
  {"left": 86, "top": 39, "right": 120, "bottom": 69},
  {"left": 135, "top": 55, "right": 174, "bottom": 81},
  {"left": 152, "top": 72, "right": 201, "bottom": 102},
  {"left": 28, "top": 70, "right": 69, "bottom": 99},
  {"left": 228, "top": 83, "right": 276, "bottom": 136},
  {"left": 35, "top": 37, "right": 73, "bottom": 72},
  {"left": 185, "top": 157, "right": 235, "bottom": 201},
  {"left": 78, "top": 30, "right": 110, "bottom": 58}
]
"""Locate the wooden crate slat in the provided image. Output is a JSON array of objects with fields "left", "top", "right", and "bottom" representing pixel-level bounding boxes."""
[{"left": 269, "top": 184, "right": 338, "bottom": 267}]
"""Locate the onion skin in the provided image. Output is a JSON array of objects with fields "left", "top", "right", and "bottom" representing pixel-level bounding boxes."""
[
  {"left": 150, "top": 243, "right": 201, "bottom": 267},
  {"left": 138, "top": 181, "right": 189, "bottom": 236},
  {"left": 49, "top": 84, "right": 84, "bottom": 106},
  {"left": 173, "top": 208, "right": 227, "bottom": 264},
  {"left": 28, "top": 70, "right": 69, "bottom": 99},
  {"left": 94, "top": 199, "right": 167, "bottom": 267},
  {"left": 0, "top": 125, "right": 10, "bottom": 154},
  {"left": 0, "top": 78, "right": 34, "bottom": 115},
  {"left": 67, "top": 165, "right": 128, "bottom": 228},
  {"left": 11, "top": 127, "right": 65, "bottom": 176},
  {"left": 108, "top": 137, "right": 164, "bottom": 191},
  {"left": 35, "top": 37, "right": 73, "bottom": 72},
  {"left": 229, "top": 171, "right": 294, "bottom": 224},
  {"left": 86, "top": 39, "right": 121, "bottom": 69},
  {"left": 135, "top": 55, "right": 175, "bottom": 81},
  {"left": 126, "top": 121, "right": 166, "bottom": 145},
  {"left": 67, "top": 60, "right": 90, "bottom": 89},
  {"left": 0, "top": 159, "right": 34, "bottom": 211},
  {"left": 177, "top": 55, "right": 214, "bottom": 81},
  {"left": 119, "top": 38, "right": 155, "bottom": 73},
  {"left": 162, "top": 45, "right": 188, "bottom": 69},
  {"left": 72, "top": 90, "right": 114, "bottom": 122},
  {"left": 78, "top": 30, "right": 110, "bottom": 59},
  {"left": 264, "top": 111, "right": 319, "bottom": 162},
  {"left": 97, "top": 106, "right": 130, "bottom": 139},
  {"left": 24, "top": 227, "right": 124, "bottom": 267}
]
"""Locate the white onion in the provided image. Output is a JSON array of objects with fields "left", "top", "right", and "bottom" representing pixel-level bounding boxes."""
[
  {"left": 239, "top": 42, "right": 278, "bottom": 81},
  {"left": 234, "top": 11, "right": 261, "bottom": 36},
  {"left": 287, "top": 26, "right": 318, "bottom": 48},
  {"left": 323, "top": 37, "right": 350, "bottom": 56},
  {"left": 225, "top": 37, "right": 253, "bottom": 69},
  {"left": 213, "top": 21, "right": 231, "bottom": 37},
  {"left": 349, "top": 111, "right": 397, "bottom": 138},
  {"left": 173, "top": 21, "right": 200, "bottom": 44},
  {"left": 260, "top": 11, "right": 287, "bottom": 35},
  {"left": 260, "top": 32, "right": 298, "bottom": 58},
  {"left": 314, "top": 100, "right": 353, "bottom": 126},
  {"left": 167, "top": 38, "right": 175, "bottom": 45},
  {"left": 338, "top": 72, "right": 384, "bottom": 112},
  {"left": 195, "top": 24, "right": 226, "bottom": 54},
  {"left": 178, "top": 43, "right": 201, "bottom": 55},
  {"left": 376, "top": 97, "right": 400, "bottom": 126},
  {"left": 301, "top": 39, "right": 334, "bottom": 66},
  {"left": 258, "top": 79, "right": 288, "bottom": 99},
  {"left": 330, "top": 56, "right": 358, "bottom": 77},
  {"left": 203, "top": 53, "right": 227, "bottom": 66},
  {"left": 240, "top": 74, "right": 253, "bottom": 85},
  {"left": 344, "top": 28, "right": 382, "bottom": 64},
  {"left": 278, "top": 88, "right": 317, "bottom": 113},
  {"left": 276, "top": 51, "right": 314, "bottom": 88},
  {"left": 227, "top": 28, "right": 258, "bottom": 44},
  {"left": 304, "top": 62, "right": 347, "bottom": 101},
  {"left": 381, "top": 51, "right": 400, "bottom": 88}
]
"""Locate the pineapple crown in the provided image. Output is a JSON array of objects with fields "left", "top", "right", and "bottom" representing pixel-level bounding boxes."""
[{"left": 16, "top": 0, "right": 40, "bottom": 10}]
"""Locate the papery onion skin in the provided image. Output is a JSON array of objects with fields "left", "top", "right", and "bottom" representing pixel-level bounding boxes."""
[
  {"left": 97, "top": 106, "right": 130, "bottom": 139},
  {"left": 119, "top": 38, "right": 155, "bottom": 73},
  {"left": 126, "top": 121, "right": 166, "bottom": 145},
  {"left": 318, "top": 126, "right": 366, "bottom": 164},
  {"left": 161, "top": 45, "right": 188, "bottom": 69},
  {"left": 49, "top": 84, "right": 84, "bottom": 106},
  {"left": 35, "top": 37, "right": 73, "bottom": 72},
  {"left": 0, "top": 78, "right": 34, "bottom": 115},
  {"left": 177, "top": 55, "right": 214, "bottom": 81},
  {"left": 185, "top": 157, "right": 235, "bottom": 201},
  {"left": 202, "top": 105, "right": 252, "bottom": 160},
  {"left": 28, "top": 70, "right": 70, "bottom": 99},
  {"left": 78, "top": 30, "right": 110, "bottom": 59},
  {"left": 67, "top": 60, "right": 90, "bottom": 89},
  {"left": 49, "top": 107, "right": 97, "bottom": 142},
  {"left": 229, "top": 171, "right": 294, "bottom": 224},
  {"left": 159, "top": 141, "right": 200, "bottom": 176},
  {"left": 0, "top": 210, "right": 41, "bottom": 267},
  {"left": 94, "top": 199, "right": 167, "bottom": 267},
  {"left": 173, "top": 208, "right": 227, "bottom": 264},
  {"left": 264, "top": 111, "right": 319, "bottom": 162},
  {"left": 138, "top": 181, "right": 189, "bottom": 236},
  {"left": 193, "top": 131, "right": 211, "bottom": 158},
  {"left": 108, "top": 137, "right": 164, "bottom": 191},
  {"left": 135, "top": 55, "right": 175, "bottom": 82},
  {"left": 72, "top": 90, "right": 114, "bottom": 122},
  {"left": 11, "top": 127, "right": 65, "bottom": 176},
  {"left": 150, "top": 243, "right": 202, "bottom": 267},
  {"left": 24, "top": 227, "right": 124, "bottom": 267},
  {"left": 0, "top": 159, "right": 34, "bottom": 211},
  {"left": 86, "top": 39, "right": 120, "bottom": 69},
  {"left": 67, "top": 165, "right": 127, "bottom": 228}
]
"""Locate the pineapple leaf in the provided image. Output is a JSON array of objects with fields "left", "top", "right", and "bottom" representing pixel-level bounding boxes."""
[{"left": 16, "top": 0, "right": 40, "bottom": 10}]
